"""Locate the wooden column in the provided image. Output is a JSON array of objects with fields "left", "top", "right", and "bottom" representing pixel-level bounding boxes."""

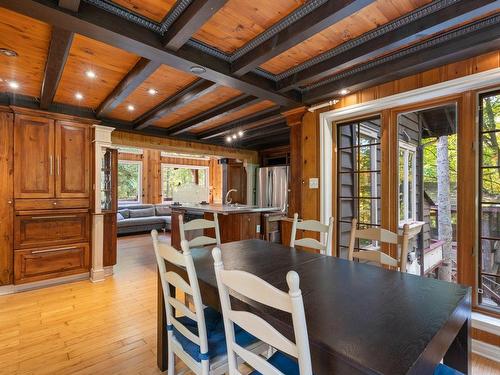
[
  {"left": 0, "top": 110, "right": 13, "bottom": 285},
  {"left": 283, "top": 107, "right": 307, "bottom": 218}
]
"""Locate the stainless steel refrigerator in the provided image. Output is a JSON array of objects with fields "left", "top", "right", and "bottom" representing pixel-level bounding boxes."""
[{"left": 256, "top": 166, "right": 289, "bottom": 212}]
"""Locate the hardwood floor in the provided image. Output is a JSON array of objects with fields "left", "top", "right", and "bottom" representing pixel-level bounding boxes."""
[{"left": 0, "top": 233, "right": 498, "bottom": 374}]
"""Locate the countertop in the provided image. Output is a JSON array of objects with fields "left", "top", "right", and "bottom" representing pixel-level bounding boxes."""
[{"left": 170, "top": 203, "right": 281, "bottom": 214}]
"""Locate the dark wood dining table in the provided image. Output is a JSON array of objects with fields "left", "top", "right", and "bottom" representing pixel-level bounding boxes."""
[{"left": 157, "top": 239, "right": 471, "bottom": 374}]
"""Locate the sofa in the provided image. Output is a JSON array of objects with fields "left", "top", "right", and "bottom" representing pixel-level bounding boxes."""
[{"left": 117, "top": 204, "right": 172, "bottom": 235}]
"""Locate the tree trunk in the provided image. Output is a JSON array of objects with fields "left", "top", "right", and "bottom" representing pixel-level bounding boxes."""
[{"left": 437, "top": 135, "right": 453, "bottom": 282}]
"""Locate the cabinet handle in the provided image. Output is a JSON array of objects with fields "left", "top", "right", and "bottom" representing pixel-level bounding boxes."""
[
  {"left": 35, "top": 215, "right": 77, "bottom": 219},
  {"left": 32, "top": 246, "right": 75, "bottom": 254},
  {"left": 7, "top": 200, "right": 12, "bottom": 204},
  {"left": 56, "top": 157, "right": 60, "bottom": 176},
  {"left": 49, "top": 155, "right": 53, "bottom": 176}
]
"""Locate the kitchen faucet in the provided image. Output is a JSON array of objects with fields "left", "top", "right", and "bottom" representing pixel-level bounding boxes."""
[{"left": 225, "top": 189, "right": 238, "bottom": 205}]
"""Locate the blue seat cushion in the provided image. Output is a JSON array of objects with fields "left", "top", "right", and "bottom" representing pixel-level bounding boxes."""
[
  {"left": 433, "top": 364, "right": 464, "bottom": 375},
  {"left": 250, "top": 351, "right": 300, "bottom": 375},
  {"left": 169, "top": 306, "right": 257, "bottom": 362}
]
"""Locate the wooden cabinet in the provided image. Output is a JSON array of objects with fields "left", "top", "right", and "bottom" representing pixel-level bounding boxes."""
[
  {"left": 14, "top": 210, "right": 89, "bottom": 250},
  {"left": 14, "top": 243, "right": 89, "bottom": 284},
  {"left": 55, "top": 121, "right": 90, "bottom": 198},
  {"left": 14, "top": 115, "right": 55, "bottom": 199},
  {"left": 14, "top": 115, "right": 90, "bottom": 200},
  {"left": 0, "top": 112, "right": 14, "bottom": 285}
]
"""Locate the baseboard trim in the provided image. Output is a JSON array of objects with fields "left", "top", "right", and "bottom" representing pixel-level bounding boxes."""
[
  {"left": 472, "top": 339, "right": 500, "bottom": 363},
  {"left": 104, "top": 266, "right": 114, "bottom": 277},
  {"left": 0, "top": 272, "right": 90, "bottom": 295}
]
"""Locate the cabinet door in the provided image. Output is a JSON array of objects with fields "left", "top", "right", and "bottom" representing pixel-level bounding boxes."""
[
  {"left": 14, "top": 243, "right": 89, "bottom": 284},
  {"left": 14, "top": 211, "right": 89, "bottom": 249},
  {"left": 55, "top": 121, "right": 90, "bottom": 198},
  {"left": 0, "top": 112, "right": 13, "bottom": 285},
  {"left": 14, "top": 115, "right": 55, "bottom": 198}
]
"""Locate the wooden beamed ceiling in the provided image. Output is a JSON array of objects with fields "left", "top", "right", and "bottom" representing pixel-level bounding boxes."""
[{"left": 0, "top": 0, "right": 498, "bottom": 150}]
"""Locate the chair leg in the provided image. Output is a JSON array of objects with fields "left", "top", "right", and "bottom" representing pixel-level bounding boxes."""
[{"left": 168, "top": 335, "right": 175, "bottom": 375}]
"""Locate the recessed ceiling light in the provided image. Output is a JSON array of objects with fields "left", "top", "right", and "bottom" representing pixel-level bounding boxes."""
[
  {"left": 127, "top": 104, "right": 135, "bottom": 111},
  {"left": 8, "top": 81, "right": 19, "bottom": 89},
  {"left": 232, "top": 134, "right": 237, "bottom": 139},
  {"left": 238, "top": 130, "right": 244, "bottom": 137},
  {"left": 189, "top": 66, "right": 206, "bottom": 74},
  {"left": 85, "top": 70, "right": 96, "bottom": 79},
  {"left": 0, "top": 48, "right": 18, "bottom": 57},
  {"left": 339, "top": 88, "right": 350, "bottom": 95},
  {"left": 226, "top": 136, "right": 232, "bottom": 142},
  {"left": 148, "top": 88, "right": 158, "bottom": 95},
  {"left": 75, "top": 92, "right": 83, "bottom": 100}
]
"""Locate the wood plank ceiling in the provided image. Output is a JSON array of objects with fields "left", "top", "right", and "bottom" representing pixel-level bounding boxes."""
[{"left": 0, "top": 0, "right": 498, "bottom": 150}]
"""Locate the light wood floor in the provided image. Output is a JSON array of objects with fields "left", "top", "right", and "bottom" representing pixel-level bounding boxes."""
[{"left": 0, "top": 234, "right": 498, "bottom": 375}]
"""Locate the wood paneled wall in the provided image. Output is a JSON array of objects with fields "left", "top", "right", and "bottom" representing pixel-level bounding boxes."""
[{"left": 118, "top": 149, "right": 221, "bottom": 205}]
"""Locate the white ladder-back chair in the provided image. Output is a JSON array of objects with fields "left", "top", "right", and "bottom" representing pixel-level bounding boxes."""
[
  {"left": 290, "top": 213, "right": 334, "bottom": 256},
  {"left": 212, "top": 247, "right": 313, "bottom": 375},
  {"left": 180, "top": 213, "right": 221, "bottom": 249},
  {"left": 152, "top": 231, "right": 264, "bottom": 375},
  {"left": 347, "top": 218, "right": 410, "bottom": 272}
]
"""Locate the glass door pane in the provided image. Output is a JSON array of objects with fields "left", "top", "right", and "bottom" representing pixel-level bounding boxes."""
[
  {"left": 336, "top": 117, "right": 381, "bottom": 258},
  {"left": 397, "top": 104, "right": 458, "bottom": 280},
  {"left": 478, "top": 90, "right": 500, "bottom": 312}
]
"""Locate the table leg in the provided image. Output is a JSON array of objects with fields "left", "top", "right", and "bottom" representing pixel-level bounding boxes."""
[
  {"left": 444, "top": 317, "right": 471, "bottom": 374},
  {"left": 157, "top": 270, "right": 168, "bottom": 371}
]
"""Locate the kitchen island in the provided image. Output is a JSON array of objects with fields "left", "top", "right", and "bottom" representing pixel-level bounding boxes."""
[{"left": 170, "top": 203, "right": 282, "bottom": 249}]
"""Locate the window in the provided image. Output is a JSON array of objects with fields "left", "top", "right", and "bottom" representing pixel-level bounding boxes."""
[
  {"left": 337, "top": 117, "right": 381, "bottom": 258},
  {"left": 117, "top": 160, "right": 142, "bottom": 204},
  {"left": 399, "top": 141, "right": 417, "bottom": 224},
  {"left": 478, "top": 90, "right": 500, "bottom": 312},
  {"left": 161, "top": 164, "right": 209, "bottom": 202}
]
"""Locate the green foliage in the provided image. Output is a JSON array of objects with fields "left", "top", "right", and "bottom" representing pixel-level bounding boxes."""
[{"left": 118, "top": 162, "right": 140, "bottom": 202}]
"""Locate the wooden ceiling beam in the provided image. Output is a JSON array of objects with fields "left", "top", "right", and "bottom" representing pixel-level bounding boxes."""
[
  {"left": 277, "top": 0, "right": 499, "bottom": 91},
  {"left": 1, "top": 0, "right": 299, "bottom": 107},
  {"left": 58, "top": 0, "right": 79, "bottom": 12},
  {"left": 165, "top": 94, "right": 260, "bottom": 136},
  {"left": 230, "top": 0, "right": 375, "bottom": 76},
  {"left": 134, "top": 79, "right": 218, "bottom": 130},
  {"left": 198, "top": 108, "right": 283, "bottom": 139},
  {"left": 302, "top": 16, "right": 500, "bottom": 104},
  {"left": 241, "top": 132, "right": 290, "bottom": 150},
  {"left": 234, "top": 122, "right": 289, "bottom": 143},
  {"left": 97, "top": 58, "right": 160, "bottom": 117},
  {"left": 163, "top": 0, "right": 229, "bottom": 51},
  {"left": 40, "top": 27, "right": 74, "bottom": 109}
]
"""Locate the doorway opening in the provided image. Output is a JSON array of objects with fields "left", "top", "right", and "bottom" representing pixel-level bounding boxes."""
[{"left": 396, "top": 104, "right": 458, "bottom": 282}]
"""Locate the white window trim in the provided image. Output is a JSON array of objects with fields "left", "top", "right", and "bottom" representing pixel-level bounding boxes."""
[
  {"left": 398, "top": 141, "right": 417, "bottom": 225},
  {"left": 118, "top": 159, "right": 142, "bottom": 205},
  {"left": 160, "top": 163, "right": 210, "bottom": 202}
]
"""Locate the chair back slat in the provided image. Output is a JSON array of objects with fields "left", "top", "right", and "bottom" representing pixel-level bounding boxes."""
[
  {"left": 168, "top": 296, "right": 197, "bottom": 321},
  {"left": 171, "top": 316, "right": 201, "bottom": 345},
  {"left": 290, "top": 213, "right": 334, "bottom": 256},
  {"left": 183, "top": 218, "right": 217, "bottom": 231},
  {"left": 213, "top": 247, "right": 312, "bottom": 375},
  {"left": 293, "top": 238, "right": 325, "bottom": 252},
  {"left": 352, "top": 250, "right": 399, "bottom": 268},
  {"left": 219, "top": 270, "right": 292, "bottom": 312},
  {"left": 232, "top": 343, "right": 285, "bottom": 375},
  {"left": 166, "top": 271, "right": 193, "bottom": 295},
  {"left": 151, "top": 230, "right": 210, "bottom": 369},
  {"left": 228, "top": 310, "right": 297, "bottom": 358},
  {"left": 347, "top": 218, "right": 410, "bottom": 272},
  {"left": 354, "top": 227, "right": 398, "bottom": 244},
  {"left": 179, "top": 213, "right": 221, "bottom": 249},
  {"left": 295, "top": 219, "right": 329, "bottom": 232},
  {"left": 189, "top": 235, "right": 218, "bottom": 248}
]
